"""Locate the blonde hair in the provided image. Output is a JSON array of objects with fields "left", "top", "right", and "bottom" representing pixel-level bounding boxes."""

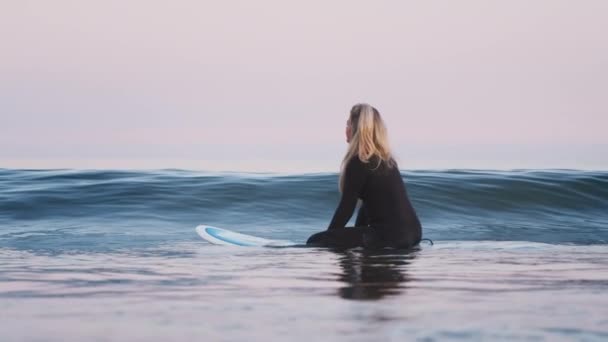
[{"left": 339, "top": 103, "right": 395, "bottom": 191}]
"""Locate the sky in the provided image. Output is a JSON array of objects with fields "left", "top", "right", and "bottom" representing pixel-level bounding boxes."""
[{"left": 1, "top": 0, "right": 607, "bottom": 171}]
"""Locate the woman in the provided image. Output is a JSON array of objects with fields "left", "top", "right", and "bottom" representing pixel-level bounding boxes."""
[{"left": 306, "top": 103, "right": 422, "bottom": 249}]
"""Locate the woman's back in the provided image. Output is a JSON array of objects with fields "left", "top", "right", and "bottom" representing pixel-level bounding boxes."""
[{"left": 357, "top": 157, "right": 422, "bottom": 245}]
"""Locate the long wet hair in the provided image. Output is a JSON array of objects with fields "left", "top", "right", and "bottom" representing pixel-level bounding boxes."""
[{"left": 339, "top": 103, "right": 395, "bottom": 192}]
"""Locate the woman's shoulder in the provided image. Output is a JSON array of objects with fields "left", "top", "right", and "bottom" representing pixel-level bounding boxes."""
[
  {"left": 350, "top": 154, "right": 397, "bottom": 171},
  {"left": 345, "top": 155, "right": 367, "bottom": 170}
]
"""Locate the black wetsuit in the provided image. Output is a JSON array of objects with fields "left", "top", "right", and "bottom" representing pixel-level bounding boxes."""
[{"left": 306, "top": 156, "right": 422, "bottom": 249}]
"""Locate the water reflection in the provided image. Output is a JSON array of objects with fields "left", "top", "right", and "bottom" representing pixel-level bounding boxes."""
[{"left": 334, "top": 248, "right": 417, "bottom": 300}]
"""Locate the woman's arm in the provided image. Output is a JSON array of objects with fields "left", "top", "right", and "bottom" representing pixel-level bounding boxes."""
[{"left": 327, "top": 157, "right": 368, "bottom": 229}]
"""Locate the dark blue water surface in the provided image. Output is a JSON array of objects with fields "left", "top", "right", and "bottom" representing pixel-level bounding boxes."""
[
  {"left": 1, "top": 169, "right": 607, "bottom": 341},
  {"left": 1, "top": 169, "right": 607, "bottom": 251}
]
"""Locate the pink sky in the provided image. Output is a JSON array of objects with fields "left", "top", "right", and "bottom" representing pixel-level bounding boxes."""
[{"left": 2, "top": 1, "right": 607, "bottom": 170}]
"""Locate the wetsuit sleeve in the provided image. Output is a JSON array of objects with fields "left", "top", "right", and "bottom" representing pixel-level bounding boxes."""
[
  {"left": 328, "top": 158, "right": 368, "bottom": 230},
  {"left": 355, "top": 204, "right": 369, "bottom": 227}
]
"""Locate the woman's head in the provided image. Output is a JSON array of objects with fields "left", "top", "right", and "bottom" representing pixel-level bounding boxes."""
[
  {"left": 346, "top": 104, "right": 377, "bottom": 143},
  {"left": 344, "top": 103, "right": 393, "bottom": 163},
  {"left": 340, "top": 103, "right": 395, "bottom": 190},
  {"left": 346, "top": 104, "right": 380, "bottom": 143}
]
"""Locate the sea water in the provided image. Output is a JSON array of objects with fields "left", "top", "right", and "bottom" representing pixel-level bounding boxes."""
[{"left": 0, "top": 169, "right": 607, "bottom": 341}]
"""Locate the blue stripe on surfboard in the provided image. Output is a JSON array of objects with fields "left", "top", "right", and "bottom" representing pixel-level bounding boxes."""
[{"left": 205, "top": 227, "right": 258, "bottom": 246}]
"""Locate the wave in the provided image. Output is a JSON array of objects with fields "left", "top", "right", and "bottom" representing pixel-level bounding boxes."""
[{"left": 0, "top": 169, "right": 607, "bottom": 245}]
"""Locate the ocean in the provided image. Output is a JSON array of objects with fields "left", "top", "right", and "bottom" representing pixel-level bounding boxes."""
[{"left": 1, "top": 168, "right": 607, "bottom": 341}]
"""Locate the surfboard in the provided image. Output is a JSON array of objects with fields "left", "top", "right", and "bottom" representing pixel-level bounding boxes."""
[{"left": 196, "top": 225, "right": 297, "bottom": 247}]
